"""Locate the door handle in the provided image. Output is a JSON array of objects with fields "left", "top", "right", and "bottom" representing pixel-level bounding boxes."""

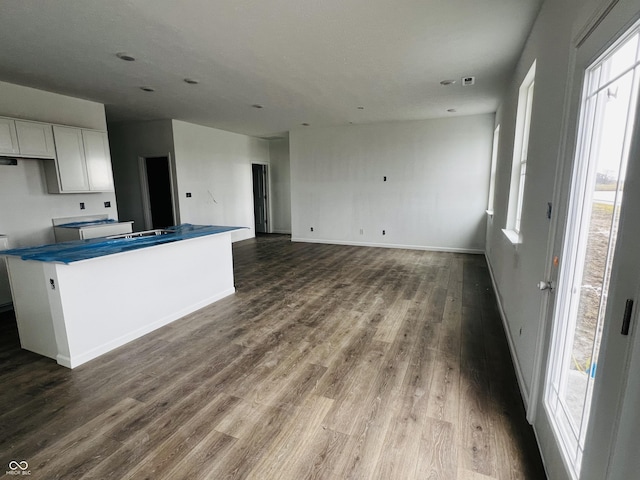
[
  {"left": 538, "top": 281, "right": 553, "bottom": 291},
  {"left": 621, "top": 299, "right": 633, "bottom": 336}
]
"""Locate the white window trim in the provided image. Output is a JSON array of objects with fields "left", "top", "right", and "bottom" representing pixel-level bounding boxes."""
[
  {"left": 486, "top": 124, "right": 501, "bottom": 216},
  {"left": 505, "top": 60, "right": 536, "bottom": 245},
  {"left": 502, "top": 227, "right": 523, "bottom": 245}
]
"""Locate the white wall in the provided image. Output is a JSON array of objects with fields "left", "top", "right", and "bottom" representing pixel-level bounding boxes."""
[
  {"left": 486, "top": 0, "right": 578, "bottom": 401},
  {"left": 0, "top": 81, "right": 116, "bottom": 248},
  {"left": 108, "top": 120, "right": 176, "bottom": 231},
  {"left": 171, "top": 120, "right": 270, "bottom": 242},
  {"left": 268, "top": 137, "right": 292, "bottom": 234},
  {"left": 483, "top": 0, "right": 640, "bottom": 479},
  {"left": 290, "top": 115, "right": 494, "bottom": 252},
  {"left": 486, "top": 1, "right": 578, "bottom": 478}
]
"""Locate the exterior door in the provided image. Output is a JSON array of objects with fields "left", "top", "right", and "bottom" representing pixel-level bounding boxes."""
[
  {"left": 544, "top": 6, "right": 640, "bottom": 480},
  {"left": 252, "top": 164, "right": 268, "bottom": 233}
]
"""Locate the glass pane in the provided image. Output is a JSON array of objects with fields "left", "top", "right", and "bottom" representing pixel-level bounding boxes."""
[
  {"left": 564, "top": 68, "right": 633, "bottom": 429},
  {"left": 598, "top": 33, "right": 639, "bottom": 89}
]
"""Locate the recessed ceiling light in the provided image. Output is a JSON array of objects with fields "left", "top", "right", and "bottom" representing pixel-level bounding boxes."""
[
  {"left": 252, "top": 104, "right": 264, "bottom": 109},
  {"left": 357, "top": 106, "right": 364, "bottom": 110},
  {"left": 301, "top": 123, "right": 310, "bottom": 126},
  {"left": 116, "top": 52, "right": 136, "bottom": 62},
  {"left": 447, "top": 108, "right": 457, "bottom": 113},
  {"left": 140, "top": 86, "right": 155, "bottom": 92},
  {"left": 184, "top": 78, "right": 199, "bottom": 85},
  {"left": 440, "top": 79, "right": 456, "bottom": 86}
]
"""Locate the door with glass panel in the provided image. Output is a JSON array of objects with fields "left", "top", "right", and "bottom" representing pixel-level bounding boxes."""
[{"left": 545, "top": 17, "right": 640, "bottom": 480}]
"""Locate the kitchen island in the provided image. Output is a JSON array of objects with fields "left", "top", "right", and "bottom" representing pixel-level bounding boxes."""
[{"left": 1, "top": 224, "right": 243, "bottom": 368}]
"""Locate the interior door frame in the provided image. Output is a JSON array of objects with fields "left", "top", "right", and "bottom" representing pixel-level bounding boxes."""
[
  {"left": 251, "top": 162, "right": 271, "bottom": 234},
  {"left": 138, "top": 154, "right": 180, "bottom": 230},
  {"left": 534, "top": 1, "right": 640, "bottom": 479}
]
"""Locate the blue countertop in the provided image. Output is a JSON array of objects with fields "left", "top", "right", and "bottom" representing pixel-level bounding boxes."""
[
  {"left": 55, "top": 219, "right": 116, "bottom": 228},
  {"left": 0, "top": 224, "right": 244, "bottom": 264},
  {"left": 55, "top": 219, "right": 128, "bottom": 229}
]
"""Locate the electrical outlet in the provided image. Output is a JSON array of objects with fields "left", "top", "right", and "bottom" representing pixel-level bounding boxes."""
[
  {"left": 104, "top": 201, "right": 111, "bottom": 208},
  {"left": 79, "top": 202, "right": 85, "bottom": 210},
  {"left": 359, "top": 228, "right": 364, "bottom": 235},
  {"left": 383, "top": 176, "right": 387, "bottom": 182},
  {"left": 186, "top": 192, "right": 192, "bottom": 198},
  {"left": 310, "top": 227, "right": 314, "bottom": 232},
  {"left": 382, "top": 230, "right": 386, "bottom": 235}
]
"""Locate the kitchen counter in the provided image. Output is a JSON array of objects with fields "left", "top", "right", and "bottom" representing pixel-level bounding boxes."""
[
  {"left": 4, "top": 224, "right": 242, "bottom": 263},
  {"left": 52, "top": 214, "right": 133, "bottom": 242},
  {"left": 1, "top": 224, "right": 244, "bottom": 368}
]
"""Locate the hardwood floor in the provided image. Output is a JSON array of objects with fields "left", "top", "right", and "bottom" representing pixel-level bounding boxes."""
[{"left": 0, "top": 235, "right": 546, "bottom": 479}]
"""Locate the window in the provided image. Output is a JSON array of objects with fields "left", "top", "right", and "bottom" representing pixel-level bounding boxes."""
[
  {"left": 487, "top": 124, "right": 500, "bottom": 214},
  {"left": 504, "top": 60, "right": 536, "bottom": 243}
]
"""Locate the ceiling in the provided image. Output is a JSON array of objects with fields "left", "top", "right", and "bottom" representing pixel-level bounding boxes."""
[{"left": 0, "top": 0, "right": 543, "bottom": 138}]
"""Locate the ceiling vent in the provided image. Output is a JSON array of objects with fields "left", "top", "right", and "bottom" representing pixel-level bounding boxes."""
[{"left": 462, "top": 76, "right": 476, "bottom": 86}]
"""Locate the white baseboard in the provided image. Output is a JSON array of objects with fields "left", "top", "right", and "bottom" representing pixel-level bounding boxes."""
[{"left": 291, "top": 237, "right": 484, "bottom": 254}]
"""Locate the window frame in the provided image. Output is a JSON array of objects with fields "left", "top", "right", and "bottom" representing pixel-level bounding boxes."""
[
  {"left": 487, "top": 124, "right": 500, "bottom": 215},
  {"left": 504, "top": 60, "right": 537, "bottom": 244}
]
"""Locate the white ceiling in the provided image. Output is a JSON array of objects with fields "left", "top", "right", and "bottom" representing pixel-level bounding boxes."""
[{"left": 0, "top": 0, "right": 543, "bottom": 138}]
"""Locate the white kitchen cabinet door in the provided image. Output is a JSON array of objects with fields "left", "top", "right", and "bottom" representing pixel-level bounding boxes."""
[
  {"left": 0, "top": 117, "right": 19, "bottom": 155},
  {"left": 83, "top": 130, "right": 114, "bottom": 191},
  {"left": 52, "top": 125, "right": 89, "bottom": 192},
  {"left": 15, "top": 120, "right": 56, "bottom": 158}
]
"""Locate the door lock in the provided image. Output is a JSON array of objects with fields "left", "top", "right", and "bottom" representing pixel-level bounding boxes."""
[{"left": 538, "top": 281, "right": 553, "bottom": 291}]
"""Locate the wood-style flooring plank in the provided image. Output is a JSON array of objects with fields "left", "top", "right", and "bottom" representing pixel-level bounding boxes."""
[
  {"left": 457, "top": 366, "right": 498, "bottom": 478},
  {"left": 245, "top": 394, "right": 334, "bottom": 479},
  {"left": 415, "top": 417, "right": 457, "bottom": 480},
  {"left": 85, "top": 394, "right": 240, "bottom": 479},
  {"left": 29, "top": 397, "right": 145, "bottom": 479},
  {"left": 119, "top": 395, "right": 240, "bottom": 480}
]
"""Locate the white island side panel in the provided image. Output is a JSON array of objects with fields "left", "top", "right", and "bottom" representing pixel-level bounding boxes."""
[
  {"left": 46, "top": 232, "right": 235, "bottom": 368},
  {"left": 6, "top": 257, "right": 60, "bottom": 359}
]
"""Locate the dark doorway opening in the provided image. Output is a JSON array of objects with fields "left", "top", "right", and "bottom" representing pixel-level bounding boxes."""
[
  {"left": 144, "top": 156, "right": 175, "bottom": 229},
  {"left": 252, "top": 164, "right": 268, "bottom": 234}
]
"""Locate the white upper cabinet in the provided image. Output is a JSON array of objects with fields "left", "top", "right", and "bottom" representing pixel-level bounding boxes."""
[
  {"left": 15, "top": 120, "right": 56, "bottom": 158},
  {"left": 0, "top": 114, "right": 115, "bottom": 194},
  {"left": 0, "top": 117, "right": 19, "bottom": 155},
  {"left": 50, "top": 126, "right": 90, "bottom": 192},
  {"left": 0, "top": 117, "right": 56, "bottom": 158},
  {"left": 83, "top": 130, "right": 114, "bottom": 192},
  {"left": 44, "top": 126, "right": 115, "bottom": 193}
]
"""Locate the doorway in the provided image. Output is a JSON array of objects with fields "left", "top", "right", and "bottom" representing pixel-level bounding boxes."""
[
  {"left": 140, "top": 156, "right": 176, "bottom": 230},
  {"left": 252, "top": 163, "right": 268, "bottom": 233},
  {"left": 544, "top": 17, "right": 640, "bottom": 480}
]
